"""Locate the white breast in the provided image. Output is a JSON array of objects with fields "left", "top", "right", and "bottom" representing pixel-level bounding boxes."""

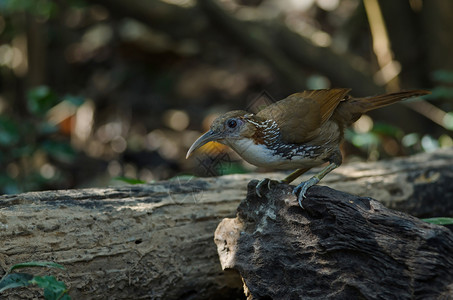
[{"left": 225, "top": 138, "right": 327, "bottom": 170}]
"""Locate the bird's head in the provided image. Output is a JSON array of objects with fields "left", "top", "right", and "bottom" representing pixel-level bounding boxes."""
[{"left": 186, "top": 110, "right": 258, "bottom": 158}]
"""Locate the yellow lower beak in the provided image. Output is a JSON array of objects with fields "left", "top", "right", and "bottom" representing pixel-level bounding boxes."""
[{"left": 186, "top": 130, "right": 223, "bottom": 158}]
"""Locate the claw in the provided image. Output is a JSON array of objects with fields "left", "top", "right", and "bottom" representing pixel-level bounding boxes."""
[
  {"left": 267, "top": 180, "right": 273, "bottom": 190},
  {"left": 255, "top": 178, "right": 268, "bottom": 197},
  {"left": 292, "top": 177, "right": 320, "bottom": 208},
  {"left": 256, "top": 178, "right": 280, "bottom": 197}
]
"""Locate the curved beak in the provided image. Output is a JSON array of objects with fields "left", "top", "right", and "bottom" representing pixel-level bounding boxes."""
[{"left": 186, "top": 130, "right": 223, "bottom": 159}]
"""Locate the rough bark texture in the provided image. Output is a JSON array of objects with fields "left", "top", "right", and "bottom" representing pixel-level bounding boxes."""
[
  {"left": 1, "top": 148, "right": 453, "bottom": 298},
  {"left": 215, "top": 182, "right": 453, "bottom": 300},
  {"left": 0, "top": 177, "right": 246, "bottom": 299},
  {"left": 324, "top": 148, "right": 453, "bottom": 218}
]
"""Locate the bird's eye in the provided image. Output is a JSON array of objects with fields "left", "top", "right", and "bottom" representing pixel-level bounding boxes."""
[{"left": 227, "top": 119, "right": 237, "bottom": 128}]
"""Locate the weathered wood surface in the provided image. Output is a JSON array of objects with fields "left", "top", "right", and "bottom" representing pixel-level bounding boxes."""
[
  {"left": 0, "top": 148, "right": 453, "bottom": 298},
  {"left": 215, "top": 182, "right": 453, "bottom": 300},
  {"left": 322, "top": 147, "right": 453, "bottom": 217},
  {"left": 0, "top": 178, "right": 246, "bottom": 299}
]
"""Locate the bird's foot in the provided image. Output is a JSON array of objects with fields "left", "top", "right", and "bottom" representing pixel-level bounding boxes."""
[
  {"left": 256, "top": 178, "right": 281, "bottom": 197},
  {"left": 292, "top": 177, "right": 320, "bottom": 209}
]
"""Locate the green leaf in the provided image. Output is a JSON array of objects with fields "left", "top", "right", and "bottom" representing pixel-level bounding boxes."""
[
  {"left": 12, "top": 145, "right": 35, "bottom": 159},
  {"left": 432, "top": 70, "right": 453, "bottom": 83},
  {"left": 30, "top": 276, "right": 69, "bottom": 300},
  {"left": 0, "top": 0, "right": 57, "bottom": 19},
  {"left": 424, "top": 86, "right": 453, "bottom": 100},
  {"left": 40, "top": 140, "right": 76, "bottom": 163},
  {"left": 0, "top": 174, "right": 20, "bottom": 194},
  {"left": 372, "top": 122, "right": 402, "bottom": 138},
  {"left": 27, "top": 86, "right": 60, "bottom": 116},
  {"left": 9, "top": 261, "right": 65, "bottom": 272},
  {"left": 0, "top": 116, "right": 20, "bottom": 146},
  {"left": 114, "top": 177, "right": 146, "bottom": 185},
  {"left": 422, "top": 217, "right": 453, "bottom": 225},
  {"left": 38, "top": 122, "right": 59, "bottom": 135},
  {"left": 351, "top": 132, "right": 380, "bottom": 148},
  {"left": 0, "top": 273, "right": 33, "bottom": 292},
  {"left": 217, "top": 162, "right": 247, "bottom": 176}
]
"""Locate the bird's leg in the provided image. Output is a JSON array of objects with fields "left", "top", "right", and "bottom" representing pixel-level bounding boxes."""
[
  {"left": 293, "top": 150, "right": 342, "bottom": 208},
  {"left": 292, "top": 163, "right": 339, "bottom": 204},
  {"left": 281, "top": 167, "right": 312, "bottom": 184}
]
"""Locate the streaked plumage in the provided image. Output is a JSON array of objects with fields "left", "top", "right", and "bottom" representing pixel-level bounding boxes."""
[{"left": 187, "top": 88, "right": 430, "bottom": 208}]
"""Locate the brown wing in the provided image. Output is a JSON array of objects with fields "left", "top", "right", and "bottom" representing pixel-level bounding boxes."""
[{"left": 256, "top": 88, "right": 351, "bottom": 143}]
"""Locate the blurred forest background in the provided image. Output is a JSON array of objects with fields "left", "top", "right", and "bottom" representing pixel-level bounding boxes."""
[{"left": 0, "top": 0, "right": 452, "bottom": 194}]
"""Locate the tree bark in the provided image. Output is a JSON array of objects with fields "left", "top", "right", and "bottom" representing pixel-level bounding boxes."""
[
  {"left": 215, "top": 181, "right": 453, "bottom": 299},
  {"left": 0, "top": 178, "right": 246, "bottom": 299},
  {"left": 1, "top": 148, "right": 453, "bottom": 298},
  {"left": 323, "top": 147, "right": 453, "bottom": 218}
]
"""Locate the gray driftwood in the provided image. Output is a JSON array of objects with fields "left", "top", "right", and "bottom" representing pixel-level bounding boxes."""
[
  {"left": 0, "top": 148, "right": 453, "bottom": 298},
  {"left": 215, "top": 182, "right": 453, "bottom": 299}
]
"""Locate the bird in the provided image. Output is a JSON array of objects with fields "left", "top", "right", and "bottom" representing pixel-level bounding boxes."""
[{"left": 186, "top": 88, "right": 430, "bottom": 208}]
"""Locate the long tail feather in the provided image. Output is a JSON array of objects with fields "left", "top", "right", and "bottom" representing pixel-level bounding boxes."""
[
  {"left": 336, "top": 89, "right": 431, "bottom": 125},
  {"left": 358, "top": 89, "right": 430, "bottom": 112}
]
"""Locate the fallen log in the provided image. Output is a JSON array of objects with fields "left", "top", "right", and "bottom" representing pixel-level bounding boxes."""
[
  {"left": 0, "top": 178, "right": 246, "bottom": 299},
  {"left": 215, "top": 182, "right": 453, "bottom": 299},
  {"left": 0, "top": 148, "right": 452, "bottom": 298},
  {"left": 322, "top": 147, "right": 453, "bottom": 217}
]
